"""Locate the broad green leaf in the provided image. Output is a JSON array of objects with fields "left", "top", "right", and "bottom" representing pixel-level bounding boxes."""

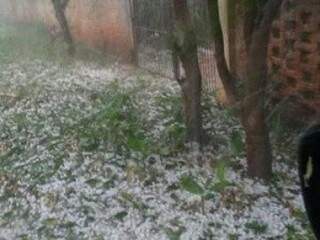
[
  {"left": 216, "top": 161, "right": 227, "bottom": 183},
  {"left": 180, "top": 176, "right": 204, "bottom": 195},
  {"left": 42, "top": 218, "right": 58, "bottom": 226},
  {"left": 113, "top": 211, "right": 128, "bottom": 221}
]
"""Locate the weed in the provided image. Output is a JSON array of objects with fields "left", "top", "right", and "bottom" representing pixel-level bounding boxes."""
[
  {"left": 229, "top": 130, "right": 244, "bottom": 156},
  {"left": 155, "top": 91, "right": 186, "bottom": 154},
  {"left": 245, "top": 220, "right": 268, "bottom": 235},
  {"left": 207, "top": 158, "right": 233, "bottom": 194},
  {"left": 67, "top": 81, "right": 152, "bottom": 160}
]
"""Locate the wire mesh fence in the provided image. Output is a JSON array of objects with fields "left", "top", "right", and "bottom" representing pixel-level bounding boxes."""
[{"left": 130, "top": 0, "right": 220, "bottom": 92}]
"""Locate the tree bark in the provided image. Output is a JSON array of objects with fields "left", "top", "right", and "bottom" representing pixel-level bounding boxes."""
[
  {"left": 207, "top": 0, "right": 238, "bottom": 106},
  {"left": 242, "top": 0, "right": 283, "bottom": 180},
  {"left": 172, "top": 0, "right": 202, "bottom": 144},
  {"left": 51, "top": 0, "right": 75, "bottom": 56},
  {"left": 207, "top": 0, "right": 282, "bottom": 180}
]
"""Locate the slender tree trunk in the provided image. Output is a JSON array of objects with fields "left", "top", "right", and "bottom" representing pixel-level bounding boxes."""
[
  {"left": 173, "top": 0, "right": 202, "bottom": 144},
  {"left": 51, "top": 0, "right": 75, "bottom": 56},
  {"left": 242, "top": 0, "right": 282, "bottom": 180},
  {"left": 180, "top": 52, "right": 202, "bottom": 144}
]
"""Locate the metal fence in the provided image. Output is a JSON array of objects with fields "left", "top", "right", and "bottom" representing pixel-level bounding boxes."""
[{"left": 130, "top": 0, "right": 220, "bottom": 92}]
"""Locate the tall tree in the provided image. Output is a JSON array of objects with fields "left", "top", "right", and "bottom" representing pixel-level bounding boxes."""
[
  {"left": 172, "top": 0, "right": 203, "bottom": 144},
  {"left": 51, "top": 0, "right": 75, "bottom": 56},
  {"left": 208, "top": 0, "right": 283, "bottom": 180}
]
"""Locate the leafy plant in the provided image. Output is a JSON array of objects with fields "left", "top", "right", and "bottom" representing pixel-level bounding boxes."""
[
  {"left": 155, "top": 92, "right": 186, "bottom": 154},
  {"left": 229, "top": 130, "right": 244, "bottom": 156},
  {"left": 286, "top": 224, "right": 315, "bottom": 240},
  {"left": 113, "top": 211, "right": 128, "bottom": 222},
  {"left": 68, "top": 81, "right": 152, "bottom": 159},
  {"left": 245, "top": 220, "right": 268, "bottom": 235},
  {"left": 120, "top": 192, "right": 147, "bottom": 211},
  {"left": 210, "top": 160, "right": 232, "bottom": 192},
  {"left": 179, "top": 175, "right": 211, "bottom": 213},
  {"left": 165, "top": 226, "right": 185, "bottom": 240},
  {"left": 180, "top": 175, "right": 205, "bottom": 196}
]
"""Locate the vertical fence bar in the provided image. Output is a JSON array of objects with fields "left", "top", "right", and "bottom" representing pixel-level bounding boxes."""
[
  {"left": 168, "top": 0, "right": 180, "bottom": 81},
  {"left": 129, "top": 0, "right": 139, "bottom": 66}
]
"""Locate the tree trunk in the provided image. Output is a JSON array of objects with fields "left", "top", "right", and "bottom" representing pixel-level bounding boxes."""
[
  {"left": 179, "top": 53, "right": 202, "bottom": 144},
  {"left": 51, "top": 0, "right": 75, "bottom": 56},
  {"left": 207, "top": 0, "right": 282, "bottom": 180},
  {"left": 173, "top": 0, "right": 202, "bottom": 144},
  {"left": 242, "top": 0, "right": 283, "bottom": 180},
  {"left": 207, "top": 0, "right": 238, "bottom": 106},
  {"left": 242, "top": 106, "right": 272, "bottom": 179}
]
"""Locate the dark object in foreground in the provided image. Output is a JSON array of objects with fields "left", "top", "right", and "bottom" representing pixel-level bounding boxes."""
[{"left": 298, "top": 125, "right": 320, "bottom": 239}]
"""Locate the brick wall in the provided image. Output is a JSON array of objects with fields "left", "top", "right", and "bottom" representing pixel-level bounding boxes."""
[{"left": 268, "top": 0, "right": 320, "bottom": 116}]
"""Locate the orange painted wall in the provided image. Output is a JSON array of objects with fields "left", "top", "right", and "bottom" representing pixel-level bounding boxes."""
[{"left": 2, "top": 0, "right": 134, "bottom": 61}]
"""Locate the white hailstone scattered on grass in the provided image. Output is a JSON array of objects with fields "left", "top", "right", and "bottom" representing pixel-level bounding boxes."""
[{"left": 0, "top": 59, "right": 309, "bottom": 240}]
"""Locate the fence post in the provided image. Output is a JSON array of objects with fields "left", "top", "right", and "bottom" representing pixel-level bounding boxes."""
[
  {"left": 169, "top": 0, "right": 181, "bottom": 81},
  {"left": 129, "top": 0, "right": 139, "bottom": 66}
]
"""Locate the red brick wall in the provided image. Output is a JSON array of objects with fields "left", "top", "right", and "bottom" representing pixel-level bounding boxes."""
[{"left": 268, "top": 0, "right": 320, "bottom": 116}]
